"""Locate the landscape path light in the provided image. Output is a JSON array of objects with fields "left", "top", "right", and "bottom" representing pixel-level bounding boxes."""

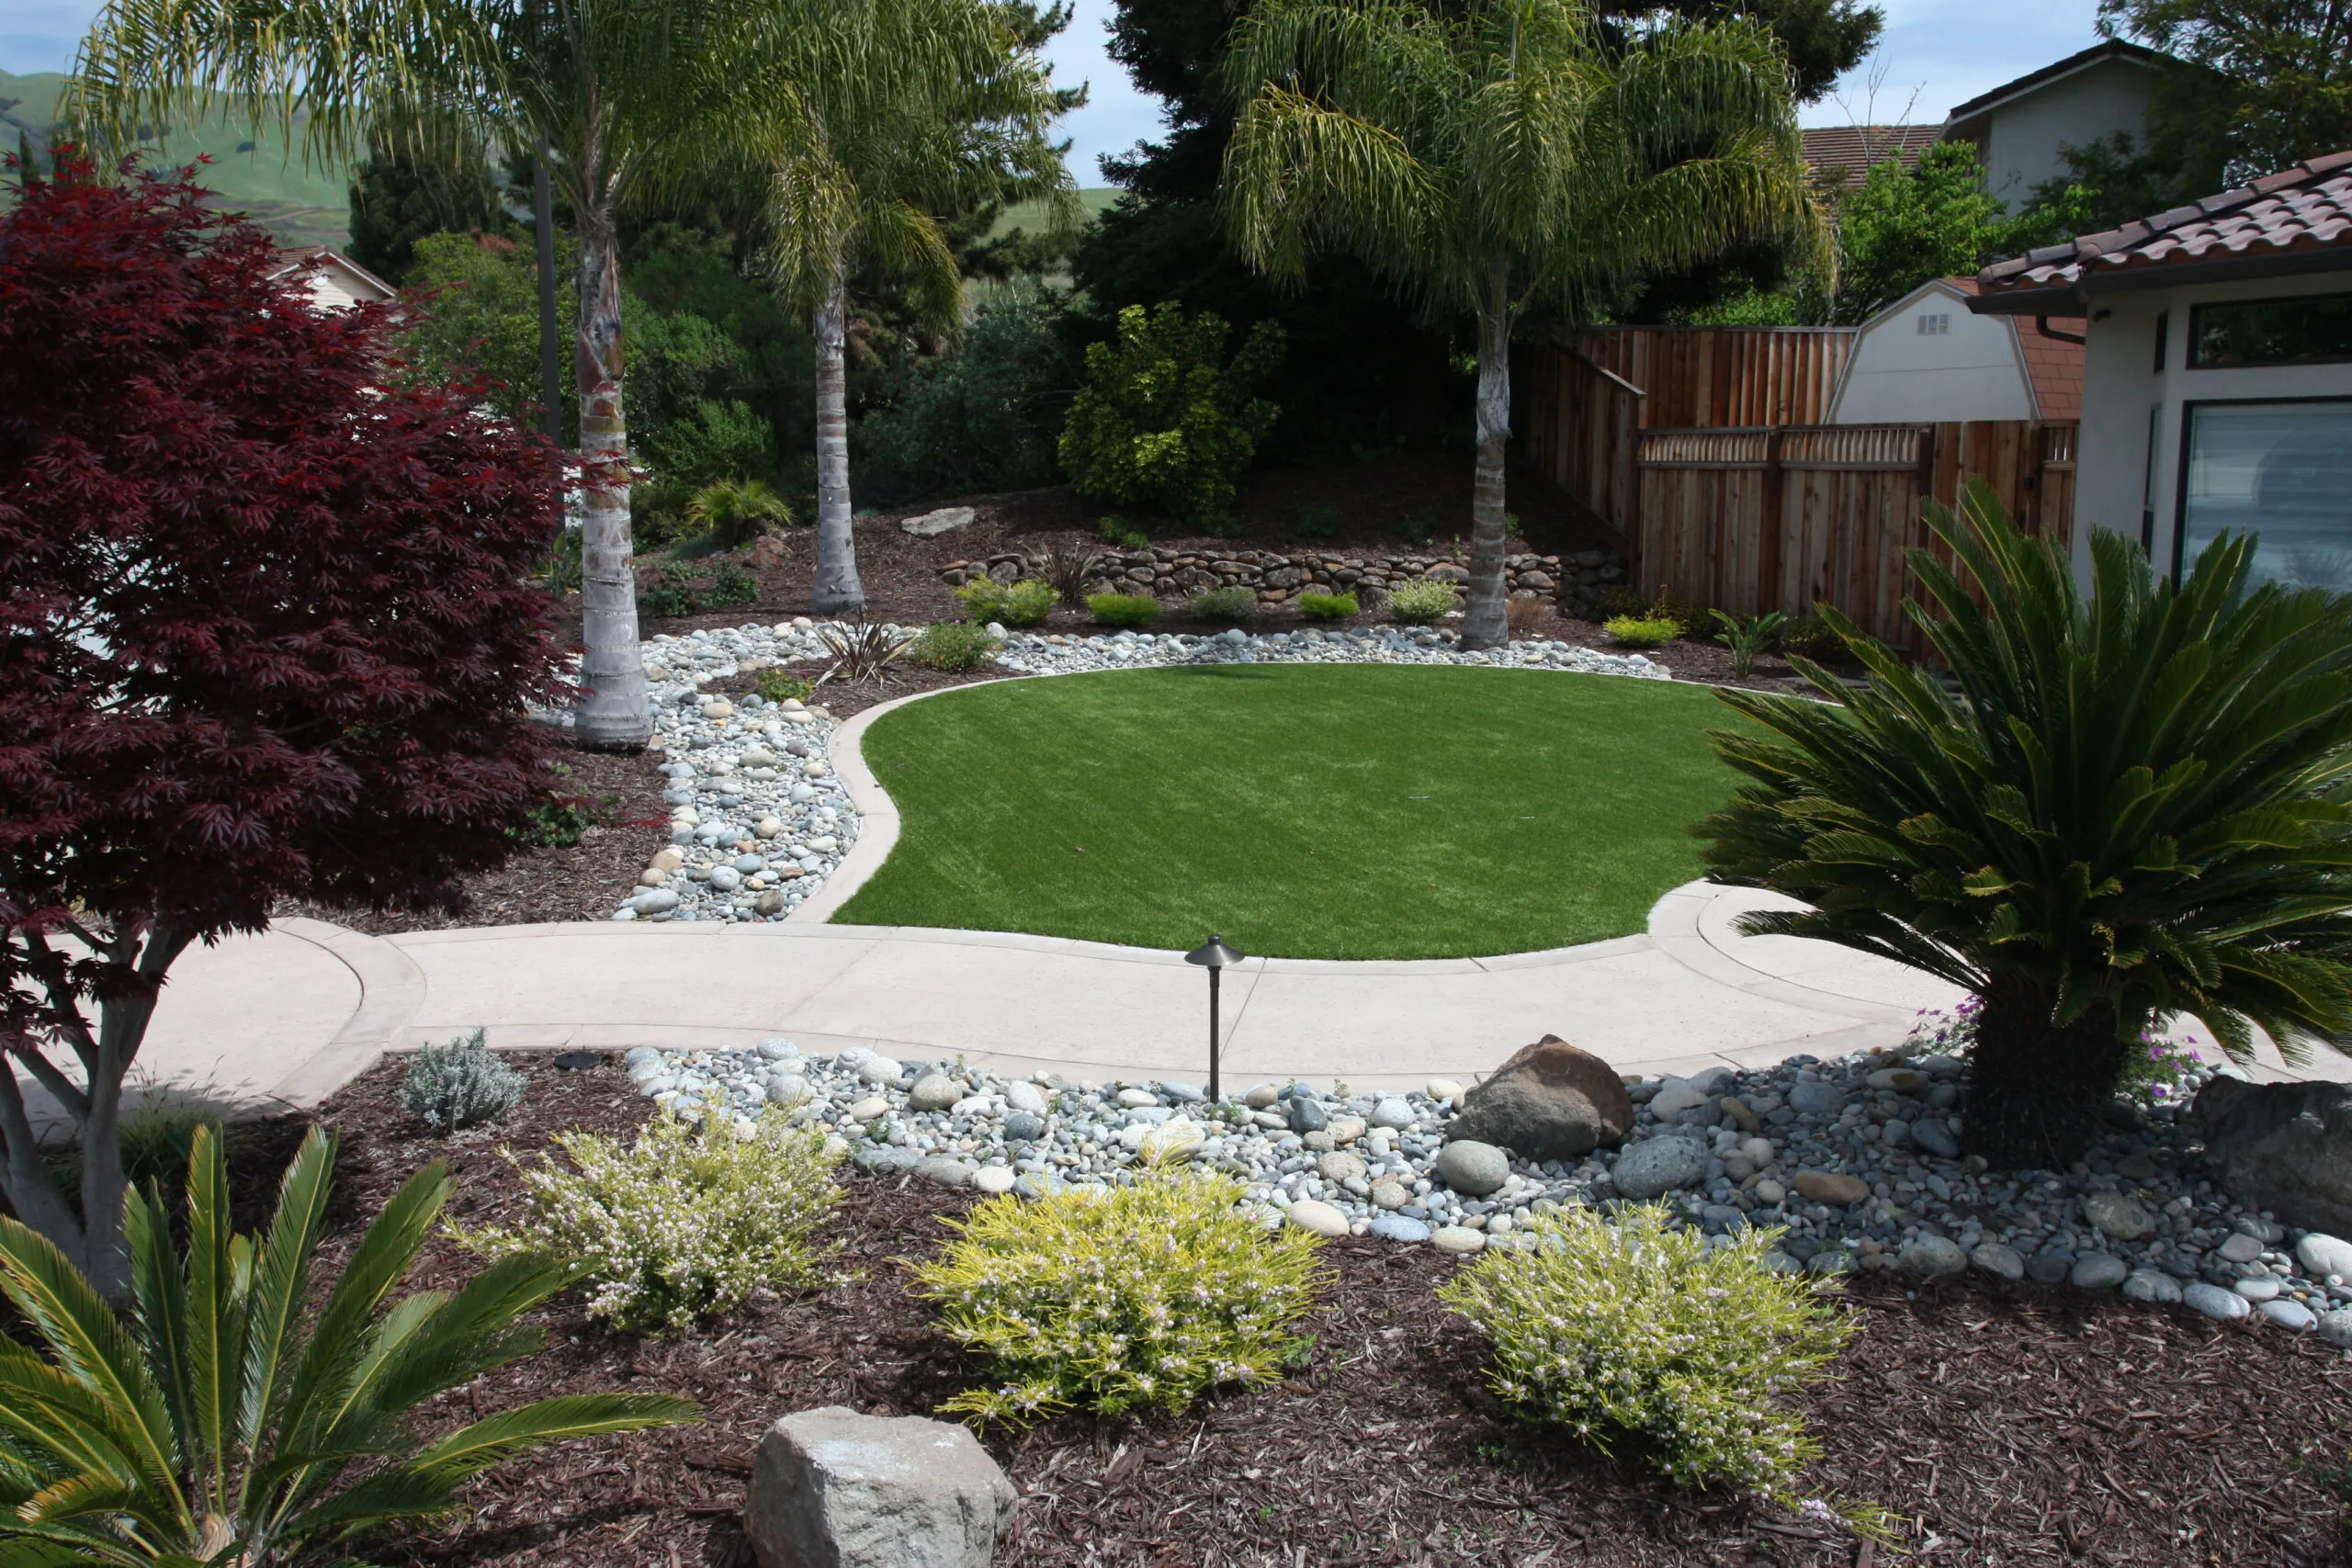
[{"left": 1183, "top": 934, "right": 1245, "bottom": 1104}]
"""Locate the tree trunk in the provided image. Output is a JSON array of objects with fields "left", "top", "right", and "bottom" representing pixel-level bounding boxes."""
[
  {"left": 1459, "top": 288, "right": 1512, "bottom": 652},
  {"left": 0, "top": 918, "right": 191, "bottom": 1301},
  {"left": 532, "top": 143, "right": 563, "bottom": 450},
  {"left": 809, "top": 272, "right": 865, "bottom": 615},
  {"left": 1962, "top": 980, "right": 2133, "bottom": 1170},
  {"left": 571, "top": 203, "right": 652, "bottom": 750}
]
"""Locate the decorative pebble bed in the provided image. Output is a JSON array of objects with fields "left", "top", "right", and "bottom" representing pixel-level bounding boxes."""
[
  {"left": 623, "top": 1018, "right": 2352, "bottom": 1343},
  {"left": 582, "top": 618, "right": 1666, "bottom": 923}
]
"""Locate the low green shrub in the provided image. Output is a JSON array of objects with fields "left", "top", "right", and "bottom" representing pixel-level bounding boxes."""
[
  {"left": 1595, "top": 585, "right": 1650, "bottom": 621},
  {"left": 956, "top": 577, "right": 1057, "bottom": 627},
  {"left": 1087, "top": 592, "right": 1161, "bottom": 627},
  {"left": 1387, "top": 578, "right": 1460, "bottom": 624},
  {"left": 910, "top": 621, "right": 1006, "bottom": 671},
  {"left": 458, "top": 1098, "right": 844, "bottom": 1334},
  {"left": 757, "top": 668, "right": 817, "bottom": 705},
  {"left": 707, "top": 561, "right": 759, "bottom": 606},
  {"left": 1775, "top": 609, "right": 1848, "bottom": 663},
  {"left": 1188, "top": 585, "right": 1259, "bottom": 623},
  {"left": 911, "top": 1167, "right": 1331, "bottom": 1427},
  {"left": 1295, "top": 502, "right": 1340, "bottom": 538},
  {"left": 400, "top": 1028, "right": 527, "bottom": 1132},
  {"left": 685, "top": 477, "right": 793, "bottom": 548},
  {"left": 1297, "top": 591, "right": 1359, "bottom": 621},
  {"left": 1603, "top": 615, "right": 1682, "bottom": 648},
  {"left": 1439, "top": 1203, "right": 1854, "bottom": 1501},
  {"left": 1097, "top": 515, "right": 1150, "bottom": 550},
  {"left": 639, "top": 560, "right": 702, "bottom": 618}
]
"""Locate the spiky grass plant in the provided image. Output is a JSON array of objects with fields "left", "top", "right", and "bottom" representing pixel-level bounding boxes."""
[{"left": 0, "top": 1127, "right": 694, "bottom": 1565}]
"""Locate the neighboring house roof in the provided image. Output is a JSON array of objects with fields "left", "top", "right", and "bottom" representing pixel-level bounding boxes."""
[
  {"left": 1971, "top": 150, "right": 2352, "bottom": 311},
  {"left": 1801, "top": 125, "right": 1939, "bottom": 189},
  {"left": 1940, "top": 39, "right": 2169, "bottom": 133},
  {"left": 267, "top": 246, "right": 396, "bottom": 310},
  {"left": 1850, "top": 276, "right": 2084, "bottom": 420}
]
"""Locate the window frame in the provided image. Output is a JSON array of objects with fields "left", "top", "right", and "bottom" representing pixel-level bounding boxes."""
[
  {"left": 2187, "top": 293, "right": 2352, "bottom": 370},
  {"left": 2172, "top": 394, "right": 2352, "bottom": 583}
]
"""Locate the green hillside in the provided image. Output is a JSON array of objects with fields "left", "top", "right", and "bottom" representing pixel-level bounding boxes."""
[
  {"left": 1, "top": 70, "right": 352, "bottom": 246},
  {"left": 988, "top": 186, "right": 1119, "bottom": 241}
]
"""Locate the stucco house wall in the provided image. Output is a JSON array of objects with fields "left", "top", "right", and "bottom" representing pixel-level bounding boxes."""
[{"left": 1942, "top": 42, "right": 2166, "bottom": 210}]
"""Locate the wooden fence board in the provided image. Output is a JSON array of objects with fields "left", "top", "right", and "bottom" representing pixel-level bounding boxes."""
[{"left": 1572, "top": 327, "right": 1857, "bottom": 428}]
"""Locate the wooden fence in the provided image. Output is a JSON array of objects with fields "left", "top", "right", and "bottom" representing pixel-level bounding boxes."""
[
  {"left": 1630, "top": 421, "right": 2078, "bottom": 646},
  {"left": 1571, "top": 326, "right": 1855, "bottom": 428}
]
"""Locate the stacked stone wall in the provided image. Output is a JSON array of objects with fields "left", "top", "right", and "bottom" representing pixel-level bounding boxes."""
[{"left": 940, "top": 545, "right": 1627, "bottom": 616}]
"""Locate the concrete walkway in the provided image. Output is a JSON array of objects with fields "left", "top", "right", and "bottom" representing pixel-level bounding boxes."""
[{"left": 44, "top": 878, "right": 2341, "bottom": 1127}]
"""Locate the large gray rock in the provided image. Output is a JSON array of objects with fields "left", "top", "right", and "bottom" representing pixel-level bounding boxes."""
[
  {"left": 1432, "top": 1139, "right": 1509, "bottom": 1196},
  {"left": 1445, "top": 1034, "right": 1633, "bottom": 1158},
  {"left": 1611, "top": 1135, "right": 1708, "bottom": 1200},
  {"left": 747, "top": 1406, "right": 1017, "bottom": 1568},
  {"left": 2193, "top": 1077, "right": 2352, "bottom": 1236},
  {"left": 899, "top": 505, "right": 977, "bottom": 537}
]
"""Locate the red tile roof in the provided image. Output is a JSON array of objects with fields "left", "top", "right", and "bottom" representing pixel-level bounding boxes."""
[
  {"left": 2016, "top": 320, "right": 2085, "bottom": 421},
  {"left": 1801, "top": 125, "right": 1939, "bottom": 190},
  {"left": 1975, "top": 151, "right": 2352, "bottom": 307}
]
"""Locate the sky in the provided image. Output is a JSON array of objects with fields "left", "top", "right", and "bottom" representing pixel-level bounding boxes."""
[{"left": 9, "top": 0, "right": 2119, "bottom": 186}]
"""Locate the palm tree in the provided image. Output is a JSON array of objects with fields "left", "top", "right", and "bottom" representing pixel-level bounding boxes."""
[
  {"left": 67, "top": 0, "right": 843, "bottom": 750},
  {"left": 758, "top": 0, "right": 1075, "bottom": 615},
  {"left": 1698, "top": 483, "right": 2352, "bottom": 1168},
  {"left": 1220, "top": 0, "right": 1822, "bottom": 649}
]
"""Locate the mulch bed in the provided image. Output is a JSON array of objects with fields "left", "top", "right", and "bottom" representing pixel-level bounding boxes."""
[{"left": 231, "top": 1053, "right": 2352, "bottom": 1568}]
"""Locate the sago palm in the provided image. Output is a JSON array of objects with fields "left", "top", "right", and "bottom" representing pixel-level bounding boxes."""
[
  {"left": 67, "top": 0, "right": 846, "bottom": 750},
  {"left": 759, "top": 0, "right": 1075, "bottom": 615},
  {"left": 0, "top": 1125, "right": 695, "bottom": 1565},
  {"left": 1697, "top": 482, "right": 2352, "bottom": 1168},
  {"left": 1220, "top": 0, "right": 1822, "bottom": 649},
  {"left": 686, "top": 477, "right": 794, "bottom": 549}
]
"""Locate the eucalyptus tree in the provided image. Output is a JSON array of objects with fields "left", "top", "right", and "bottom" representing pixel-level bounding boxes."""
[
  {"left": 68, "top": 0, "right": 841, "bottom": 749},
  {"left": 759, "top": 0, "right": 1076, "bottom": 614},
  {"left": 1221, "top": 0, "right": 1821, "bottom": 649}
]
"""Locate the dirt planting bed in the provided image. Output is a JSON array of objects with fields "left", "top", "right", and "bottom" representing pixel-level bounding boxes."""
[{"left": 226, "top": 1053, "right": 2352, "bottom": 1568}]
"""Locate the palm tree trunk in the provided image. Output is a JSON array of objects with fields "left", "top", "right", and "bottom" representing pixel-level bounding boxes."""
[
  {"left": 571, "top": 202, "right": 652, "bottom": 750},
  {"left": 1964, "top": 979, "right": 2132, "bottom": 1169},
  {"left": 1459, "top": 282, "right": 1512, "bottom": 651},
  {"left": 809, "top": 270, "right": 865, "bottom": 615}
]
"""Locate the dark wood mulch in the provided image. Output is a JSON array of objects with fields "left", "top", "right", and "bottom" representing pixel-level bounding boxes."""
[{"left": 227, "top": 1053, "right": 2352, "bottom": 1568}]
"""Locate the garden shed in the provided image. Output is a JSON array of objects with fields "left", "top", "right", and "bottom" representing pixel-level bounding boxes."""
[{"left": 1827, "top": 277, "right": 2082, "bottom": 425}]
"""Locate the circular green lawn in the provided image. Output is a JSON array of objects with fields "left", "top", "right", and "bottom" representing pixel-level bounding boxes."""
[{"left": 830, "top": 663, "right": 1747, "bottom": 960}]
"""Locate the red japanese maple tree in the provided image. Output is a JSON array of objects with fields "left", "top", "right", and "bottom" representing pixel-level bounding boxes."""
[{"left": 0, "top": 156, "right": 567, "bottom": 1293}]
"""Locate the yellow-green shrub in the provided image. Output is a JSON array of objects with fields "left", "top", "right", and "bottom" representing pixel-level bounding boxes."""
[
  {"left": 1602, "top": 614, "right": 1681, "bottom": 648},
  {"left": 912, "top": 1168, "right": 1331, "bottom": 1427},
  {"left": 1438, "top": 1203, "right": 1853, "bottom": 1498},
  {"left": 456, "top": 1099, "right": 843, "bottom": 1334},
  {"left": 1386, "top": 578, "right": 1459, "bottom": 624}
]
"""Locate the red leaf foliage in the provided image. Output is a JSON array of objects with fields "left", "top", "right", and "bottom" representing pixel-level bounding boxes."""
[{"left": 0, "top": 156, "right": 570, "bottom": 1044}]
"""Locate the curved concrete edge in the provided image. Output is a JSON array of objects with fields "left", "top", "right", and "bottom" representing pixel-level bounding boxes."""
[
  {"left": 262, "top": 917, "right": 428, "bottom": 1110},
  {"left": 1645, "top": 884, "right": 1933, "bottom": 1024},
  {"left": 786, "top": 682, "right": 980, "bottom": 924}
]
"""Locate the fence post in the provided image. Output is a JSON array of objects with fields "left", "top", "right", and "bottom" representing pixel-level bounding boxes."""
[{"left": 1758, "top": 425, "right": 1786, "bottom": 615}]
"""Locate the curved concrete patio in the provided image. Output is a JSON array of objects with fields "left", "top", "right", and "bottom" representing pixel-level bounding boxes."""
[{"left": 61, "top": 878, "right": 2344, "bottom": 1125}]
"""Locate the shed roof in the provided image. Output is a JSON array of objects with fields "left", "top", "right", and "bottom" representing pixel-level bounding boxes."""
[
  {"left": 1972, "top": 150, "right": 2352, "bottom": 311},
  {"left": 1857, "top": 276, "right": 2083, "bottom": 420}
]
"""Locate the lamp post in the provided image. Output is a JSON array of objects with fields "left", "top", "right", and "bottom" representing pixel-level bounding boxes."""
[{"left": 1184, "top": 934, "right": 1244, "bottom": 1102}]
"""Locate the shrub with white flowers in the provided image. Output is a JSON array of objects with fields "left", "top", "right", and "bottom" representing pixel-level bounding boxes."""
[
  {"left": 1439, "top": 1201, "right": 1853, "bottom": 1499},
  {"left": 912, "top": 1165, "right": 1331, "bottom": 1427},
  {"left": 456, "top": 1097, "right": 843, "bottom": 1334}
]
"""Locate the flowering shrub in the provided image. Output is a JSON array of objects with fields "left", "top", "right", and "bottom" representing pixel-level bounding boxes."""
[
  {"left": 1387, "top": 579, "right": 1460, "bottom": 624},
  {"left": 912, "top": 1167, "right": 1331, "bottom": 1427},
  {"left": 1902, "top": 997, "right": 2204, "bottom": 1104},
  {"left": 457, "top": 1099, "right": 842, "bottom": 1333},
  {"left": 1438, "top": 1202, "right": 1852, "bottom": 1498}
]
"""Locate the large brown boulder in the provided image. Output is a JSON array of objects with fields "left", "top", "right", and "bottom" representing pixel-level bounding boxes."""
[
  {"left": 2192, "top": 1075, "right": 2352, "bottom": 1236},
  {"left": 1444, "top": 1034, "right": 1633, "bottom": 1159}
]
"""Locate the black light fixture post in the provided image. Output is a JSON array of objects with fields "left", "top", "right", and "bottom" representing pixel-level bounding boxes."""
[{"left": 1184, "top": 934, "right": 1244, "bottom": 1102}]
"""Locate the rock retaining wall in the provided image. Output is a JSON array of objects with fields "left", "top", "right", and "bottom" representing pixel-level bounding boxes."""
[{"left": 938, "top": 545, "right": 1628, "bottom": 617}]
